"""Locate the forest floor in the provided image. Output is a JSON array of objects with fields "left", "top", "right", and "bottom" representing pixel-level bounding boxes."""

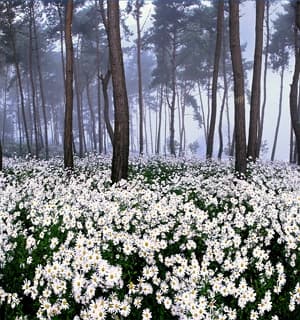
[{"left": 0, "top": 156, "right": 299, "bottom": 319}]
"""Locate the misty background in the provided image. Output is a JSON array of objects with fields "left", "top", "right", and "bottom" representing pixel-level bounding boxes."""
[{"left": 0, "top": 0, "right": 296, "bottom": 161}]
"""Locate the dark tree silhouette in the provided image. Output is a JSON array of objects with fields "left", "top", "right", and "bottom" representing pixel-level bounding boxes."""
[
  {"left": 248, "top": 0, "right": 265, "bottom": 161},
  {"left": 107, "top": 0, "right": 130, "bottom": 182},
  {"left": 207, "top": 0, "right": 224, "bottom": 159},
  {"left": 229, "top": 0, "right": 247, "bottom": 174},
  {"left": 64, "top": 0, "right": 74, "bottom": 169},
  {"left": 290, "top": 0, "right": 300, "bottom": 165}
]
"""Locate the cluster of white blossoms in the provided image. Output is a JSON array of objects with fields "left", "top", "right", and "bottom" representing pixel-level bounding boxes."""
[{"left": 0, "top": 156, "right": 299, "bottom": 319}]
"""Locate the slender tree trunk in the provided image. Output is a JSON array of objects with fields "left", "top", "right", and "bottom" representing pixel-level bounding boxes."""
[
  {"left": 29, "top": 2, "right": 39, "bottom": 158},
  {"left": 168, "top": 34, "right": 177, "bottom": 156},
  {"left": 86, "top": 77, "right": 97, "bottom": 151},
  {"left": 290, "top": 0, "right": 300, "bottom": 165},
  {"left": 95, "top": 0, "right": 103, "bottom": 153},
  {"left": 144, "top": 111, "right": 148, "bottom": 154},
  {"left": 64, "top": 0, "right": 74, "bottom": 169},
  {"left": 248, "top": 0, "right": 265, "bottom": 160},
  {"left": 156, "top": 85, "right": 163, "bottom": 154},
  {"left": 149, "top": 106, "right": 154, "bottom": 154},
  {"left": 33, "top": 2, "right": 48, "bottom": 159},
  {"left": 197, "top": 81, "right": 207, "bottom": 145},
  {"left": 271, "top": 65, "right": 284, "bottom": 161},
  {"left": 257, "top": 0, "right": 270, "bottom": 155},
  {"left": 229, "top": 0, "right": 247, "bottom": 174},
  {"left": 74, "top": 44, "right": 84, "bottom": 157},
  {"left": 218, "top": 81, "right": 227, "bottom": 159},
  {"left": 136, "top": 0, "right": 144, "bottom": 155},
  {"left": 107, "top": 0, "right": 130, "bottom": 182},
  {"left": 207, "top": 0, "right": 224, "bottom": 159}
]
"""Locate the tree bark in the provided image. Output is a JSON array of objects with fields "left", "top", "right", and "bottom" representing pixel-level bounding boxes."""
[
  {"left": 64, "top": 0, "right": 74, "bottom": 169},
  {"left": 257, "top": 0, "right": 269, "bottom": 156},
  {"left": 168, "top": 33, "right": 177, "bottom": 156},
  {"left": 289, "top": 0, "right": 300, "bottom": 165},
  {"left": 136, "top": 0, "right": 144, "bottom": 155},
  {"left": 86, "top": 77, "right": 97, "bottom": 151},
  {"left": 74, "top": 47, "right": 84, "bottom": 157},
  {"left": 248, "top": 0, "right": 265, "bottom": 161},
  {"left": 271, "top": 65, "right": 284, "bottom": 161},
  {"left": 207, "top": 0, "right": 224, "bottom": 159},
  {"left": 229, "top": 0, "right": 247, "bottom": 174},
  {"left": 107, "top": 0, "right": 130, "bottom": 182}
]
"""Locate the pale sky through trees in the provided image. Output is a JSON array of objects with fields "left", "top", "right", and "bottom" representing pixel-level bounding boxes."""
[{"left": 123, "top": 0, "right": 293, "bottom": 160}]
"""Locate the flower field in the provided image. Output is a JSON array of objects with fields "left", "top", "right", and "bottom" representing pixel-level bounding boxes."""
[{"left": 0, "top": 156, "right": 299, "bottom": 320}]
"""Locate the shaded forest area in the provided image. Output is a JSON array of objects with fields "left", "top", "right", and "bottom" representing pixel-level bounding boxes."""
[{"left": 0, "top": 0, "right": 300, "bottom": 180}]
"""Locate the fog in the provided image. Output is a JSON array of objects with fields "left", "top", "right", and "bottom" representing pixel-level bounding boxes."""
[{"left": 0, "top": 0, "right": 297, "bottom": 162}]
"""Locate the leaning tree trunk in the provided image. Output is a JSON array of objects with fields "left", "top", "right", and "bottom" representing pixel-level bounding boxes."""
[
  {"left": 248, "top": 0, "right": 265, "bottom": 161},
  {"left": 229, "top": 0, "right": 247, "bottom": 174},
  {"left": 64, "top": 0, "right": 74, "bottom": 169},
  {"left": 290, "top": 0, "right": 300, "bottom": 165},
  {"left": 207, "top": 0, "right": 224, "bottom": 159},
  {"left": 271, "top": 65, "right": 284, "bottom": 161},
  {"left": 107, "top": 0, "right": 130, "bottom": 182}
]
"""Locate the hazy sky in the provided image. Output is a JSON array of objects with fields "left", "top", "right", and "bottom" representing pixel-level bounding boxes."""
[{"left": 124, "top": 1, "right": 294, "bottom": 161}]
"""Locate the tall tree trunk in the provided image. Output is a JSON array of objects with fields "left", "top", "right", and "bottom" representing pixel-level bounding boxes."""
[
  {"left": 271, "top": 65, "right": 284, "bottom": 161},
  {"left": 168, "top": 34, "right": 177, "bottom": 156},
  {"left": 107, "top": 0, "right": 130, "bottom": 182},
  {"left": 29, "top": 2, "right": 39, "bottom": 158},
  {"left": 64, "top": 0, "right": 74, "bottom": 169},
  {"left": 33, "top": 2, "right": 48, "bottom": 159},
  {"left": 197, "top": 81, "right": 208, "bottom": 145},
  {"left": 86, "top": 77, "right": 97, "bottom": 151},
  {"left": 74, "top": 44, "right": 84, "bottom": 158},
  {"left": 229, "top": 0, "right": 247, "bottom": 174},
  {"left": 290, "top": 0, "right": 300, "bottom": 165},
  {"left": 257, "top": 0, "right": 269, "bottom": 156},
  {"left": 218, "top": 80, "right": 227, "bottom": 160},
  {"left": 95, "top": 0, "right": 103, "bottom": 153},
  {"left": 156, "top": 85, "right": 163, "bottom": 154},
  {"left": 248, "top": 0, "right": 265, "bottom": 161},
  {"left": 149, "top": 106, "right": 154, "bottom": 154},
  {"left": 207, "top": 0, "right": 224, "bottom": 159},
  {"left": 136, "top": 0, "right": 144, "bottom": 155}
]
